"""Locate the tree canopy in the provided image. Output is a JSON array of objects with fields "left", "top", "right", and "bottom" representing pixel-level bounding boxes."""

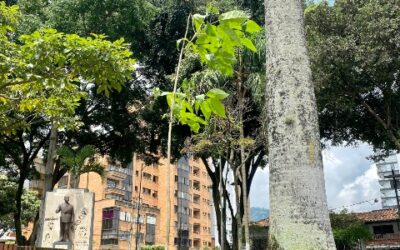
[{"left": 306, "top": 0, "right": 400, "bottom": 154}]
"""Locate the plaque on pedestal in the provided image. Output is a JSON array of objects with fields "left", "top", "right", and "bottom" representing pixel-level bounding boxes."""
[
  {"left": 53, "top": 241, "right": 72, "bottom": 249},
  {"left": 37, "top": 189, "right": 95, "bottom": 250}
]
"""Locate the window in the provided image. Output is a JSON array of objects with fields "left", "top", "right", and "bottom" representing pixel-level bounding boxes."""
[
  {"left": 119, "top": 231, "right": 130, "bottom": 241},
  {"left": 193, "top": 194, "right": 200, "bottom": 204},
  {"left": 107, "top": 178, "right": 118, "bottom": 188},
  {"left": 143, "top": 188, "right": 151, "bottom": 195},
  {"left": 193, "top": 209, "right": 200, "bottom": 219},
  {"left": 101, "top": 207, "right": 120, "bottom": 245},
  {"left": 153, "top": 176, "right": 158, "bottom": 183},
  {"left": 143, "top": 172, "right": 152, "bottom": 180},
  {"left": 193, "top": 167, "right": 200, "bottom": 176},
  {"left": 145, "top": 222, "right": 156, "bottom": 244},
  {"left": 373, "top": 225, "right": 394, "bottom": 235},
  {"left": 193, "top": 180, "right": 200, "bottom": 190},
  {"left": 152, "top": 191, "right": 158, "bottom": 198}
]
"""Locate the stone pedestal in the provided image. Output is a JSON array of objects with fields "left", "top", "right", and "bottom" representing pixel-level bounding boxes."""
[{"left": 37, "top": 189, "right": 95, "bottom": 250}]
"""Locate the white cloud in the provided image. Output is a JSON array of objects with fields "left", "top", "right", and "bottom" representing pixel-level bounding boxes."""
[
  {"left": 250, "top": 142, "right": 382, "bottom": 213},
  {"left": 333, "top": 164, "right": 381, "bottom": 212},
  {"left": 323, "top": 143, "right": 381, "bottom": 212}
]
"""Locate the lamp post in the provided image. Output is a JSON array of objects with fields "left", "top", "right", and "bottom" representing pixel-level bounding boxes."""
[{"left": 135, "top": 163, "right": 147, "bottom": 250}]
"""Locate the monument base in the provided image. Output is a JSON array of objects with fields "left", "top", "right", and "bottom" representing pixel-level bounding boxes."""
[{"left": 53, "top": 241, "right": 72, "bottom": 249}]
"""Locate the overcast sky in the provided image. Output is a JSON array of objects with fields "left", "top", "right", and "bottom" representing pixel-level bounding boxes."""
[{"left": 249, "top": 143, "right": 383, "bottom": 212}]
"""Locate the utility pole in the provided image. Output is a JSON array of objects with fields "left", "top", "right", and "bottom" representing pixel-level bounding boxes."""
[
  {"left": 135, "top": 164, "right": 146, "bottom": 250},
  {"left": 385, "top": 169, "right": 400, "bottom": 230}
]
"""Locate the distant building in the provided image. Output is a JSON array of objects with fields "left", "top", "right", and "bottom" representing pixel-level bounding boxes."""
[
  {"left": 355, "top": 208, "right": 400, "bottom": 249},
  {"left": 29, "top": 154, "right": 215, "bottom": 250},
  {"left": 376, "top": 154, "right": 400, "bottom": 208}
]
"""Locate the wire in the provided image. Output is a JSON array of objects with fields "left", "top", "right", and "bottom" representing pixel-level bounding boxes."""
[{"left": 329, "top": 198, "right": 379, "bottom": 211}]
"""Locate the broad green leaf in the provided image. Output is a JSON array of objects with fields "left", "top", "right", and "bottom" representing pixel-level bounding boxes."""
[
  {"left": 241, "top": 37, "right": 257, "bottom": 52},
  {"left": 200, "top": 100, "right": 212, "bottom": 121},
  {"left": 219, "top": 10, "right": 248, "bottom": 22},
  {"left": 245, "top": 20, "right": 262, "bottom": 33},
  {"left": 209, "top": 98, "right": 226, "bottom": 117},
  {"left": 206, "top": 88, "right": 229, "bottom": 100}
]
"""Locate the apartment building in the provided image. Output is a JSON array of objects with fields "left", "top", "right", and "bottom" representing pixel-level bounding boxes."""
[
  {"left": 376, "top": 154, "right": 400, "bottom": 208},
  {"left": 30, "top": 154, "right": 215, "bottom": 250}
]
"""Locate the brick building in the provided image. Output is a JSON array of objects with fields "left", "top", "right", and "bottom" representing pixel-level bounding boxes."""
[{"left": 30, "top": 154, "right": 215, "bottom": 250}]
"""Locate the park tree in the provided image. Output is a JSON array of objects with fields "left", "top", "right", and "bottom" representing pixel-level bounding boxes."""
[
  {"left": 305, "top": 0, "right": 400, "bottom": 154},
  {"left": 0, "top": 175, "right": 40, "bottom": 231},
  {"left": 57, "top": 145, "right": 104, "bottom": 188},
  {"left": 264, "top": 0, "right": 335, "bottom": 248},
  {"left": 0, "top": 2, "right": 135, "bottom": 244},
  {"left": 160, "top": 5, "right": 264, "bottom": 249},
  {"left": 330, "top": 210, "right": 371, "bottom": 250}
]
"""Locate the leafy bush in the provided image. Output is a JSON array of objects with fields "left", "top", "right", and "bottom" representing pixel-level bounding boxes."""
[
  {"left": 140, "top": 245, "right": 165, "bottom": 250},
  {"left": 330, "top": 210, "right": 372, "bottom": 250}
]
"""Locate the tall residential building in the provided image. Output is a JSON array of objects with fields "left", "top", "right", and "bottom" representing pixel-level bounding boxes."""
[
  {"left": 376, "top": 154, "right": 400, "bottom": 208},
  {"left": 43, "top": 154, "right": 216, "bottom": 250}
]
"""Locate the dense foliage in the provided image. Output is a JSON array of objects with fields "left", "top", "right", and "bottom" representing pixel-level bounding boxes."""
[
  {"left": 306, "top": 0, "right": 400, "bottom": 154},
  {"left": 0, "top": 175, "right": 40, "bottom": 229},
  {"left": 330, "top": 211, "right": 371, "bottom": 250}
]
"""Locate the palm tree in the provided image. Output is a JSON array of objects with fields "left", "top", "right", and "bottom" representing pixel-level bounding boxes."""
[
  {"left": 264, "top": 0, "right": 335, "bottom": 248},
  {"left": 57, "top": 145, "right": 104, "bottom": 189}
]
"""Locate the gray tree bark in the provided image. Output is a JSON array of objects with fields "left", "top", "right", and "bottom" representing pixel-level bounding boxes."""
[
  {"left": 264, "top": 0, "right": 336, "bottom": 249},
  {"left": 43, "top": 125, "right": 58, "bottom": 196}
]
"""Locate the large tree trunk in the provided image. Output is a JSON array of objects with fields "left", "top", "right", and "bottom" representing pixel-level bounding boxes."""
[
  {"left": 36, "top": 125, "right": 58, "bottom": 246},
  {"left": 264, "top": 0, "right": 335, "bottom": 249},
  {"left": 15, "top": 171, "right": 27, "bottom": 246},
  {"left": 43, "top": 125, "right": 58, "bottom": 195}
]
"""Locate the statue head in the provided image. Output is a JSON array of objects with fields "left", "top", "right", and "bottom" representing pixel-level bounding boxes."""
[{"left": 64, "top": 195, "right": 69, "bottom": 203}]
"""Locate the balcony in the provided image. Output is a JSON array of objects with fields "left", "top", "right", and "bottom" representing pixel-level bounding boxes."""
[
  {"left": 193, "top": 238, "right": 201, "bottom": 248},
  {"left": 193, "top": 224, "right": 200, "bottom": 234},
  {"left": 106, "top": 166, "right": 127, "bottom": 180},
  {"left": 373, "top": 233, "right": 400, "bottom": 240},
  {"left": 105, "top": 186, "right": 125, "bottom": 196},
  {"left": 193, "top": 180, "right": 200, "bottom": 191},
  {"left": 193, "top": 194, "right": 200, "bottom": 204},
  {"left": 193, "top": 167, "right": 200, "bottom": 177},
  {"left": 193, "top": 209, "right": 200, "bottom": 219},
  {"left": 365, "top": 233, "right": 400, "bottom": 248}
]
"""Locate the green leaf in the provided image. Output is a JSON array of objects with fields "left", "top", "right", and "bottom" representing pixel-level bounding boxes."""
[
  {"left": 206, "top": 88, "right": 229, "bottom": 100},
  {"left": 245, "top": 20, "right": 262, "bottom": 33},
  {"left": 193, "top": 14, "right": 206, "bottom": 32},
  {"left": 200, "top": 100, "right": 212, "bottom": 121},
  {"left": 209, "top": 98, "right": 226, "bottom": 117},
  {"left": 219, "top": 10, "right": 248, "bottom": 22},
  {"left": 241, "top": 37, "right": 257, "bottom": 52},
  {"left": 206, "top": 4, "right": 219, "bottom": 15}
]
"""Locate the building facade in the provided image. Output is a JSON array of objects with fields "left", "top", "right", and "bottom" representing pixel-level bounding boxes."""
[
  {"left": 355, "top": 208, "right": 400, "bottom": 249},
  {"left": 376, "top": 154, "right": 400, "bottom": 209},
  {"left": 29, "top": 154, "right": 215, "bottom": 250}
]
